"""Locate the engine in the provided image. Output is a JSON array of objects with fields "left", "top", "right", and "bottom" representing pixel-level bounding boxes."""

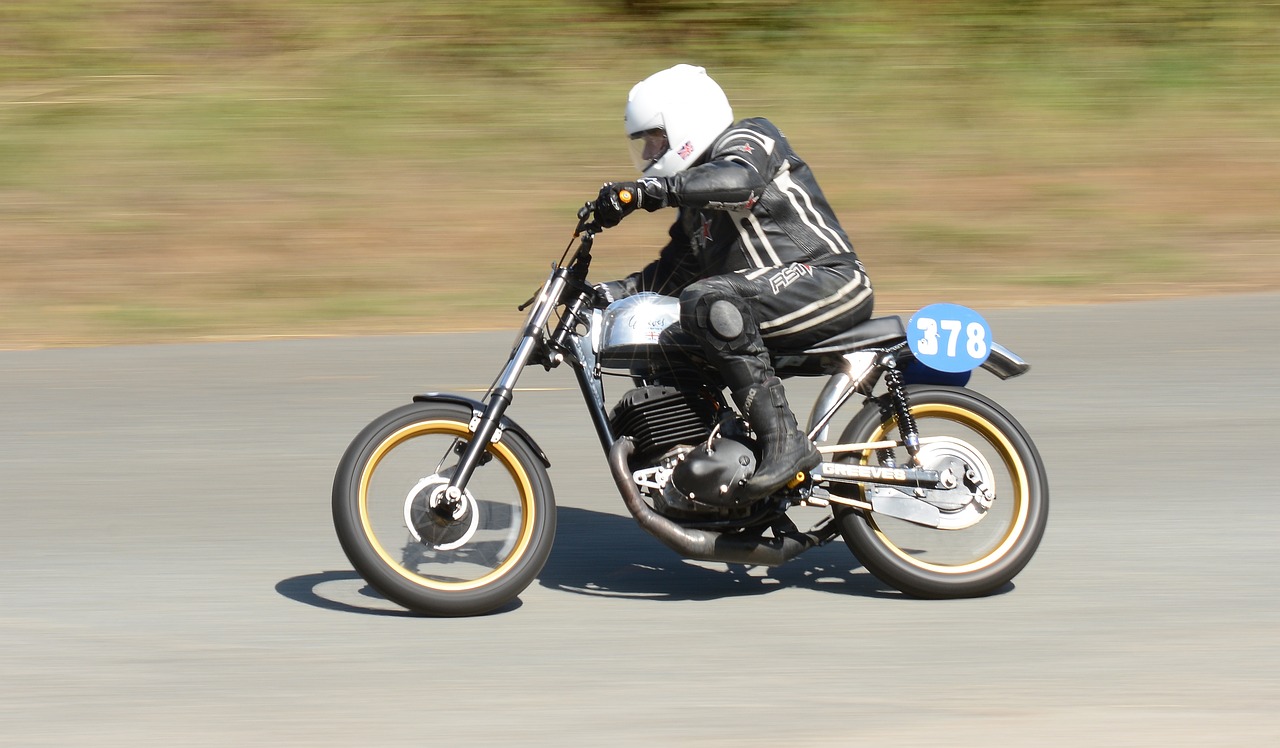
[
  {"left": 609, "top": 385, "right": 760, "bottom": 517},
  {"left": 609, "top": 385, "right": 719, "bottom": 466}
]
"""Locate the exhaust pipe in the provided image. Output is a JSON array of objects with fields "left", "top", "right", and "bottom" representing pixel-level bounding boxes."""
[{"left": 607, "top": 438, "right": 834, "bottom": 567}]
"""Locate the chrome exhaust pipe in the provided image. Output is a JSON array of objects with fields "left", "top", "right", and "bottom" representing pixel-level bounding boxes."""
[{"left": 607, "top": 438, "right": 832, "bottom": 567}]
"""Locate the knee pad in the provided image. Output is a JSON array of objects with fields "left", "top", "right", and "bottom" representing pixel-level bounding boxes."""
[
  {"left": 708, "top": 299, "right": 744, "bottom": 341},
  {"left": 680, "top": 285, "right": 760, "bottom": 355}
]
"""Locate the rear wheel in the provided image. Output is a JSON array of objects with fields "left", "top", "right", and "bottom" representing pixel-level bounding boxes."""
[
  {"left": 333, "top": 401, "right": 555, "bottom": 616},
  {"left": 834, "top": 386, "right": 1048, "bottom": 598}
]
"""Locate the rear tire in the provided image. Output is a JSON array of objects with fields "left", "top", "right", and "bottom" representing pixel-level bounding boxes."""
[
  {"left": 834, "top": 386, "right": 1048, "bottom": 598},
  {"left": 333, "top": 402, "right": 555, "bottom": 616}
]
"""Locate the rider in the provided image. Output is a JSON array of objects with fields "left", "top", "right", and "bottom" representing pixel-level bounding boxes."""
[{"left": 592, "top": 64, "right": 875, "bottom": 500}]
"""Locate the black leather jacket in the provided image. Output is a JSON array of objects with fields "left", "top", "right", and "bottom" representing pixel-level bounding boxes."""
[{"left": 610, "top": 117, "right": 859, "bottom": 297}]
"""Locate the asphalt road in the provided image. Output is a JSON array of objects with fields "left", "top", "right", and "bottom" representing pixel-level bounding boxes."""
[{"left": 2, "top": 293, "right": 1277, "bottom": 746}]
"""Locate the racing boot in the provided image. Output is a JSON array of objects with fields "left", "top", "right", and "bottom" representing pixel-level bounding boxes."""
[{"left": 735, "top": 377, "right": 822, "bottom": 500}]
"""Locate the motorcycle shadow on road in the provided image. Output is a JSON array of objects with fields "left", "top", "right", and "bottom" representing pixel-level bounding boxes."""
[
  {"left": 538, "top": 506, "right": 903, "bottom": 602},
  {"left": 274, "top": 570, "right": 522, "bottom": 618},
  {"left": 276, "top": 505, "right": 1014, "bottom": 615}
]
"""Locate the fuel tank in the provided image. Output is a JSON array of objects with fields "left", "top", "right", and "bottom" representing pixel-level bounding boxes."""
[{"left": 596, "top": 293, "right": 688, "bottom": 368}]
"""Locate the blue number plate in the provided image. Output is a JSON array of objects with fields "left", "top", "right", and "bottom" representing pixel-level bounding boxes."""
[{"left": 907, "top": 303, "right": 993, "bottom": 373}]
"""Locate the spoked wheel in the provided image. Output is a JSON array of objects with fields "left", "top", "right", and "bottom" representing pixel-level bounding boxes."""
[
  {"left": 333, "top": 402, "right": 555, "bottom": 616},
  {"left": 834, "top": 385, "right": 1048, "bottom": 598}
]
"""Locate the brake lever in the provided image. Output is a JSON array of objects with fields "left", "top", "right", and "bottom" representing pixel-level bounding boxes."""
[{"left": 574, "top": 201, "right": 602, "bottom": 237}]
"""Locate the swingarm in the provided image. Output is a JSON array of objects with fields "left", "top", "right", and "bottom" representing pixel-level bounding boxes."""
[
  {"left": 812, "top": 440, "right": 949, "bottom": 491},
  {"left": 806, "top": 439, "right": 995, "bottom": 531}
]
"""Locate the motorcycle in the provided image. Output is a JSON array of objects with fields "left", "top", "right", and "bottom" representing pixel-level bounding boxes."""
[{"left": 332, "top": 204, "right": 1049, "bottom": 617}]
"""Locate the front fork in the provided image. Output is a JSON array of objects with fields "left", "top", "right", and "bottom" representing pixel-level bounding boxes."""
[
  {"left": 438, "top": 344, "right": 527, "bottom": 512},
  {"left": 440, "top": 271, "right": 572, "bottom": 510},
  {"left": 439, "top": 266, "right": 608, "bottom": 517}
]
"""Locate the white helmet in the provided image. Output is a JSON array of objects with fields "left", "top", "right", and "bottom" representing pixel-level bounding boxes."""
[{"left": 624, "top": 64, "right": 733, "bottom": 177}]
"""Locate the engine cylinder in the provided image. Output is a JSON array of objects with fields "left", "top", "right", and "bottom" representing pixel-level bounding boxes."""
[{"left": 608, "top": 385, "right": 718, "bottom": 466}]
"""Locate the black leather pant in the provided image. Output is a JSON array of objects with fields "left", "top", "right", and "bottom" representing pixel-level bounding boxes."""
[{"left": 678, "top": 255, "right": 874, "bottom": 392}]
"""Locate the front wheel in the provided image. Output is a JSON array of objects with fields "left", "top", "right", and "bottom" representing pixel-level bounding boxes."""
[
  {"left": 333, "top": 401, "right": 555, "bottom": 616},
  {"left": 834, "top": 386, "right": 1048, "bottom": 598}
]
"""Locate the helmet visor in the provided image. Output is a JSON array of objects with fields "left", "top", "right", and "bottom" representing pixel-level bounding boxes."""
[{"left": 628, "top": 127, "right": 669, "bottom": 173}]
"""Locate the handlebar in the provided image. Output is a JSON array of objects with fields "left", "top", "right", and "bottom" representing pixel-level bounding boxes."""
[
  {"left": 574, "top": 186, "right": 633, "bottom": 236},
  {"left": 516, "top": 202, "right": 615, "bottom": 313},
  {"left": 575, "top": 202, "right": 601, "bottom": 237}
]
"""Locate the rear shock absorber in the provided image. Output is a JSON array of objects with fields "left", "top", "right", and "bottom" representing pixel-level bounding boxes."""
[{"left": 880, "top": 356, "right": 921, "bottom": 466}]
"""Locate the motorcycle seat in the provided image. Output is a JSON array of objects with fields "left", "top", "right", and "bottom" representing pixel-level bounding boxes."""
[
  {"left": 653, "top": 315, "right": 906, "bottom": 376},
  {"left": 781, "top": 316, "right": 906, "bottom": 356}
]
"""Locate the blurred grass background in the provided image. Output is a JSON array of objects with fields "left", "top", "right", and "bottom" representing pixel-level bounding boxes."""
[{"left": 2, "top": 1, "right": 1278, "bottom": 347}]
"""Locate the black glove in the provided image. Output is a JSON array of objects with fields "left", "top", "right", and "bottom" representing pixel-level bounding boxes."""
[
  {"left": 592, "top": 281, "right": 626, "bottom": 309},
  {"left": 593, "top": 177, "right": 670, "bottom": 228}
]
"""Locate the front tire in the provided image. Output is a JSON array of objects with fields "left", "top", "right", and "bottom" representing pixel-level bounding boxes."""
[
  {"left": 835, "top": 386, "right": 1048, "bottom": 598},
  {"left": 333, "top": 402, "right": 555, "bottom": 616}
]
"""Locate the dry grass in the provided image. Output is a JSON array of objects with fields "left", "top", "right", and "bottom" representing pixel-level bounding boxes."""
[{"left": 2, "top": 4, "right": 1279, "bottom": 348}]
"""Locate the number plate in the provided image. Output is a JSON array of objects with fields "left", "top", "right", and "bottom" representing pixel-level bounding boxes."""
[{"left": 908, "top": 303, "right": 992, "bottom": 373}]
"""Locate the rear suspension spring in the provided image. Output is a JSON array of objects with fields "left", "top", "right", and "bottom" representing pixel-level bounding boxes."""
[{"left": 883, "top": 366, "right": 921, "bottom": 464}]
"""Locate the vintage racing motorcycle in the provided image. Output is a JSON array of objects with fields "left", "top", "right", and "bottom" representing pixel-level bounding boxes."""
[{"left": 332, "top": 206, "right": 1049, "bottom": 616}]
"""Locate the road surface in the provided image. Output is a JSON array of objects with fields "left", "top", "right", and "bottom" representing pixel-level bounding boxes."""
[{"left": 2, "top": 293, "right": 1277, "bottom": 746}]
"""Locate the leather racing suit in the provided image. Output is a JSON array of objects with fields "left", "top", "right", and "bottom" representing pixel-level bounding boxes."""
[
  {"left": 602, "top": 117, "right": 874, "bottom": 381},
  {"left": 601, "top": 117, "right": 874, "bottom": 499}
]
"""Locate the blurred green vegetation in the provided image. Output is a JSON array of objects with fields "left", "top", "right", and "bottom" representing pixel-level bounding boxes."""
[
  {"left": 5, "top": 1, "right": 1277, "bottom": 89},
  {"left": 1, "top": 2, "right": 1279, "bottom": 346}
]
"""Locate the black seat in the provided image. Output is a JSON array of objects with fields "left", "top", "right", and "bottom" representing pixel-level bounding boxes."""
[
  {"left": 648, "top": 316, "right": 906, "bottom": 379},
  {"left": 780, "top": 316, "right": 905, "bottom": 356}
]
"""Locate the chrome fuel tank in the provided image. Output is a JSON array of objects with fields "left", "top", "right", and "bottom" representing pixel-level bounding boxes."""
[{"left": 596, "top": 293, "right": 681, "bottom": 367}]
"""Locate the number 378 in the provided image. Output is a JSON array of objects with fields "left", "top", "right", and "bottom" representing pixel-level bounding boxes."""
[{"left": 915, "top": 317, "right": 988, "bottom": 359}]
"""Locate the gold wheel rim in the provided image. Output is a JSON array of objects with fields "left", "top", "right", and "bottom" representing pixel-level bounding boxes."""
[
  {"left": 865, "top": 403, "right": 1029, "bottom": 574},
  {"left": 358, "top": 419, "right": 537, "bottom": 591}
]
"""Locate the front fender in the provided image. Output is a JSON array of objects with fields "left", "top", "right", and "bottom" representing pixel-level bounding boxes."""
[{"left": 411, "top": 393, "right": 552, "bottom": 468}]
